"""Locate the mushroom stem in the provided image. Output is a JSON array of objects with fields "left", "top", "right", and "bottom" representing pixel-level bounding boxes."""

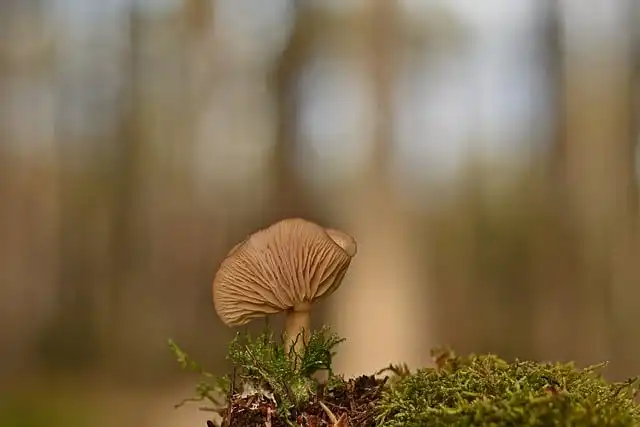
[{"left": 284, "top": 303, "right": 311, "bottom": 355}]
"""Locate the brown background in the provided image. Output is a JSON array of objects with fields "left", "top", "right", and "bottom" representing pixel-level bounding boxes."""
[{"left": 1, "top": 1, "right": 639, "bottom": 426}]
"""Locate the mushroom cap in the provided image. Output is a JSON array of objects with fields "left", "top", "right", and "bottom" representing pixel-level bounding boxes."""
[
  {"left": 212, "top": 218, "right": 356, "bottom": 327},
  {"left": 324, "top": 228, "right": 357, "bottom": 257}
]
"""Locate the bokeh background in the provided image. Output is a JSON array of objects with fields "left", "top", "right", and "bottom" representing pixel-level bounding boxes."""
[{"left": 2, "top": 0, "right": 640, "bottom": 426}]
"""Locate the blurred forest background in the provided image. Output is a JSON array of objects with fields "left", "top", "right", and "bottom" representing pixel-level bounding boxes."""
[{"left": 1, "top": 0, "right": 640, "bottom": 426}]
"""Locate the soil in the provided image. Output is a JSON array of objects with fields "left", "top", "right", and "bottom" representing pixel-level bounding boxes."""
[{"left": 220, "top": 375, "right": 386, "bottom": 427}]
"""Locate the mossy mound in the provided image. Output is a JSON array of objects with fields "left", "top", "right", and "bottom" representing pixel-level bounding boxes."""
[
  {"left": 377, "top": 350, "right": 640, "bottom": 426},
  {"left": 169, "top": 328, "right": 640, "bottom": 426}
]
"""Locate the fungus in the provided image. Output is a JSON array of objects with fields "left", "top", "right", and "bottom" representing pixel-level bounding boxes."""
[{"left": 212, "top": 218, "right": 356, "bottom": 353}]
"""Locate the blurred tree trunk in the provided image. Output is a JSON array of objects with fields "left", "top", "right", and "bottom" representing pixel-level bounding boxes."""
[
  {"left": 110, "top": 5, "right": 197, "bottom": 378},
  {"left": 40, "top": 1, "right": 150, "bottom": 373},
  {"left": 46, "top": 131, "right": 110, "bottom": 370},
  {"left": 610, "top": 0, "right": 640, "bottom": 377},
  {"left": 530, "top": 0, "right": 581, "bottom": 362},
  {"left": 37, "top": 12, "right": 112, "bottom": 371},
  {"left": 269, "top": 2, "right": 315, "bottom": 222},
  {"left": 102, "top": 4, "right": 148, "bottom": 372},
  {"left": 558, "top": 0, "right": 638, "bottom": 372},
  {"left": 0, "top": 0, "right": 59, "bottom": 378},
  {"left": 330, "top": 1, "right": 427, "bottom": 376}
]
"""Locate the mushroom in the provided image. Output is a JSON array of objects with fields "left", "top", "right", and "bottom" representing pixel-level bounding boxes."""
[{"left": 212, "top": 218, "right": 356, "bottom": 353}]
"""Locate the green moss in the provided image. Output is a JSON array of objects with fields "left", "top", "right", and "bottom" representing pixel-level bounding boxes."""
[
  {"left": 170, "top": 329, "right": 640, "bottom": 426},
  {"left": 227, "top": 326, "right": 344, "bottom": 414},
  {"left": 169, "top": 326, "right": 344, "bottom": 420},
  {"left": 168, "top": 338, "right": 230, "bottom": 413},
  {"left": 377, "top": 348, "right": 640, "bottom": 427}
]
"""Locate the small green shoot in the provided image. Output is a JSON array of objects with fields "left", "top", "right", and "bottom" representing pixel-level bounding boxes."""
[
  {"left": 227, "top": 326, "right": 345, "bottom": 415},
  {"left": 167, "top": 339, "right": 229, "bottom": 413},
  {"left": 169, "top": 326, "right": 345, "bottom": 421}
]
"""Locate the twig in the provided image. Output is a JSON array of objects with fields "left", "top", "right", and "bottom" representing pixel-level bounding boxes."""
[
  {"left": 318, "top": 401, "right": 348, "bottom": 426},
  {"left": 224, "top": 366, "right": 236, "bottom": 427},
  {"left": 319, "top": 401, "right": 338, "bottom": 424}
]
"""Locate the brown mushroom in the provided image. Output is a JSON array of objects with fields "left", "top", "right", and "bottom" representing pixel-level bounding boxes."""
[
  {"left": 324, "top": 228, "right": 357, "bottom": 257},
  {"left": 212, "top": 218, "right": 356, "bottom": 353}
]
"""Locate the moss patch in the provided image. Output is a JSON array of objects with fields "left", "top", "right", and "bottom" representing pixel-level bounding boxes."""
[
  {"left": 377, "top": 349, "right": 640, "bottom": 426},
  {"left": 169, "top": 329, "right": 640, "bottom": 426}
]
